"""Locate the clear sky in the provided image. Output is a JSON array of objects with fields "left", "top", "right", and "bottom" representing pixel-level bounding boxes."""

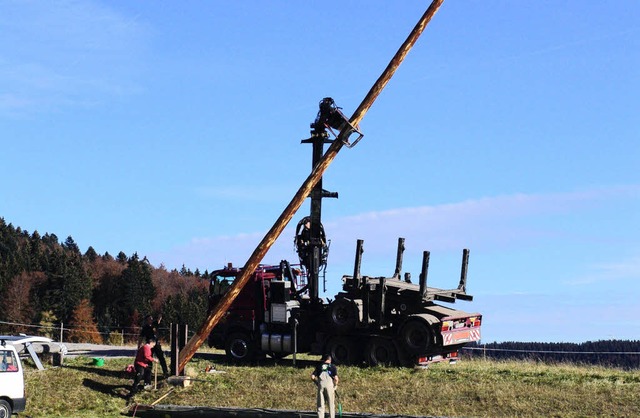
[{"left": 2, "top": 1, "right": 639, "bottom": 344}]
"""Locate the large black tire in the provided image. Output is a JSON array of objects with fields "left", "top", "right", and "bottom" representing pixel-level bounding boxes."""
[
  {"left": 326, "top": 336, "right": 361, "bottom": 366},
  {"left": 327, "top": 298, "right": 357, "bottom": 335},
  {"left": 365, "top": 337, "right": 398, "bottom": 367},
  {"left": 400, "top": 320, "right": 434, "bottom": 356},
  {"left": 225, "top": 332, "right": 255, "bottom": 363},
  {"left": 0, "top": 399, "right": 11, "bottom": 418}
]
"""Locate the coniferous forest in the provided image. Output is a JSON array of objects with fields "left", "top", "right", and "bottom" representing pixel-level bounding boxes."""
[{"left": 0, "top": 217, "right": 209, "bottom": 343}]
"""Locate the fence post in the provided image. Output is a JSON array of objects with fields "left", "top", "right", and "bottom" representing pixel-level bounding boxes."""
[
  {"left": 170, "top": 323, "right": 179, "bottom": 376},
  {"left": 60, "top": 322, "right": 64, "bottom": 342}
]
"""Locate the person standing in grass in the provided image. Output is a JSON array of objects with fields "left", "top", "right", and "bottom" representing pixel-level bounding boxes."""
[
  {"left": 128, "top": 338, "right": 158, "bottom": 398},
  {"left": 138, "top": 314, "right": 169, "bottom": 378},
  {"left": 311, "top": 354, "right": 339, "bottom": 418}
]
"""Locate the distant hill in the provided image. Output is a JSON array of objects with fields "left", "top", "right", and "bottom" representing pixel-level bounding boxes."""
[{"left": 464, "top": 340, "right": 640, "bottom": 370}]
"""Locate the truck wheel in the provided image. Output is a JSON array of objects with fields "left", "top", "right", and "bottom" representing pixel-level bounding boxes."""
[
  {"left": 397, "top": 346, "right": 418, "bottom": 368},
  {"left": 365, "top": 337, "right": 398, "bottom": 367},
  {"left": 225, "top": 332, "right": 255, "bottom": 363},
  {"left": 327, "top": 299, "right": 356, "bottom": 335},
  {"left": 0, "top": 399, "right": 11, "bottom": 418},
  {"left": 327, "top": 336, "right": 360, "bottom": 366},
  {"left": 400, "top": 320, "right": 434, "bottom": 355}
]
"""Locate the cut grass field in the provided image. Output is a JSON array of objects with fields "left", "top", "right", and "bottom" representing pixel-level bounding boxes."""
[{"left": 23, "top": 353, "right": 640, "bottom": 417}]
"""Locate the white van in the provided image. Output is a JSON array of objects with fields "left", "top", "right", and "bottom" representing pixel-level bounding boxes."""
[{"left": 0, "top": 342, "right": 25, "bottom": 417}]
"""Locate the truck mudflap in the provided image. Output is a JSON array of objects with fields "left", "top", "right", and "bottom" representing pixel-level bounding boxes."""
[{"left": 440, "top": 314, "right": 482, "bottom": 346}]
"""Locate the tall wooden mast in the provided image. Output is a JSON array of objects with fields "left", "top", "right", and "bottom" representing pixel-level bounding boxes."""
[{"left": 179, "top": 0, "right": 445, "bottom": 372}]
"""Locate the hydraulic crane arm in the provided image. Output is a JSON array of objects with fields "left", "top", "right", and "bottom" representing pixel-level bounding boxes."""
[{"left": 178, "top": 0, "right": 445, "bottom": 372}]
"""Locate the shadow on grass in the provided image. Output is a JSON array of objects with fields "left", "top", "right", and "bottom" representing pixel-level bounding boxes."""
[
  {"left": 82, "top": 377, "right": 131, "bottom": 400},
  {"left": 194, "top": 352, "right": 317, "bottom": 369},
  {"left": 65, "top": 364, "right": 130, "bottom": 379}
]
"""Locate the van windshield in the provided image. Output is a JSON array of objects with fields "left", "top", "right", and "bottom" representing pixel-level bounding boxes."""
[{"left": 0, "top": 349, "right": 19, "bottom": 372}]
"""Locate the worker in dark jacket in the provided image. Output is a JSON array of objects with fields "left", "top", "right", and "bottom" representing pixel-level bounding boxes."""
[
  {"left": 311, "top": 354, "right": 339, "bottom": 418},
  {"left": 138, "top": 314, "right": 169, "bottom": 378},
  {"left": 128, "top": 338, "right": 158, "bottom": 398}
]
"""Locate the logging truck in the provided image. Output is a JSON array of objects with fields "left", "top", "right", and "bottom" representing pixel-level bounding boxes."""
[{"left": 206, "top": 98, "right": 482, "bottom": 367}]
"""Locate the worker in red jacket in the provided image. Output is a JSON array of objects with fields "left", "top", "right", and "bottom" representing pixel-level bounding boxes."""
[{"left": 128, "top": 338, "right": 158, "bottom": 398}]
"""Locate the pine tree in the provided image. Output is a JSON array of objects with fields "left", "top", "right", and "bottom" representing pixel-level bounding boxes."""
[
  {"left": 41, "top": 248, "right": 92, "bottom": 323},
  {"left": 116, "top": 251, "right": 127, "bottom": 264},
  {"left": 28, "top": 231, "right": 44, "bottom": 271},
  {"left": 63, "top": 236, "right": 80, "bottom": 255},
  {"left": 38, "top": 310, "right": 59, "bottom": 340},
  {"left": 112, "top": 253, "right": 157, "bottom": 330},
  {"left": 84, "top": 246, "right": 98, "bottom": 262},
  {"left": 91, "top": 257, "right": 126, "bottom": 329}
]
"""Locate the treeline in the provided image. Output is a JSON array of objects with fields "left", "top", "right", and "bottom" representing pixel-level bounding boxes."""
[
  {"left": 464, "top": 340, "right": 640, "bottom": 370},
  {"left": 0, "top": 217, "right": 210, "bottom": 344}
]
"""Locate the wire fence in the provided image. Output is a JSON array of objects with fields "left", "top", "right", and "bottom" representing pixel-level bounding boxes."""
[
  {"left": 3, "top": 319, "right": 640, "bottom": 358},
  {"left": 0, "top": 319, "right": 183, "bottom": 343},
  {"left": 462, "top": 346, "right": 640, "bottom": 355},
  {"left": 461, "top": 344, "right": 640, "bottom": 370}
]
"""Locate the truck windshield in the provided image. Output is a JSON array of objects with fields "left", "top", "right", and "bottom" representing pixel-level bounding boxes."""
[
  {"left": 0, "top": 350, "right": 19, "bottom": 372},
  {"left": 210, "top": 276, "right": 233, "bottom": 297}
]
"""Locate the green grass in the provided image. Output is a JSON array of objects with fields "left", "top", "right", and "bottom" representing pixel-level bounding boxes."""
[{"left": 23, "top": 354, "right": 640, "bottom": 417}]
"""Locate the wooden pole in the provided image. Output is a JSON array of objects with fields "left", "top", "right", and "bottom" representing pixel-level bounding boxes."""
[
  {"left": 178, "top": 0, "right": 445, "bottom": 372},
  {"left": 150, "top": 388, "right": 175, "bottom": 407}
]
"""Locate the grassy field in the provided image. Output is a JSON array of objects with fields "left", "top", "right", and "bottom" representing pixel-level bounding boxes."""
[{"left": 22, "top": 353, "right": 640, "bottom": 417}]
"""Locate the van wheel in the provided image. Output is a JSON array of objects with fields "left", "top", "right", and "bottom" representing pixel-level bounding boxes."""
[
  {"left": 0, "top": 399, "right": 12, "bottom": 418},
  {"left": 225, "top": 332, "right": 255, "bottom": 363}
]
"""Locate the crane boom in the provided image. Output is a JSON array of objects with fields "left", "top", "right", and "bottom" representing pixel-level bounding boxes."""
[{"left": 179, "top": 0, "right": 445, "bottom": 372}]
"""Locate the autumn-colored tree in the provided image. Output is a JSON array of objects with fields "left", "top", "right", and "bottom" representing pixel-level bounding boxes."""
[
  {"left": 67, "top": 299, "right": 102, "bottom": 343},
  {"left": 151, "top": 265, "right": 192, "bottom": 312},
  {"left": 153, "top": 265, "right": 208, "bottom": 334},
  {"left": 0, "top": 271, "right": 45, "bottom": 333},
  {"left": 127, "top": 309, "right": 142, "bottom": 344}
]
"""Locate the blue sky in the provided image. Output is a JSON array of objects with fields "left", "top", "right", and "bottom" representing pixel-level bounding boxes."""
[{"left": 2, "top": 1, "right": 639, "bottom": 343}]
